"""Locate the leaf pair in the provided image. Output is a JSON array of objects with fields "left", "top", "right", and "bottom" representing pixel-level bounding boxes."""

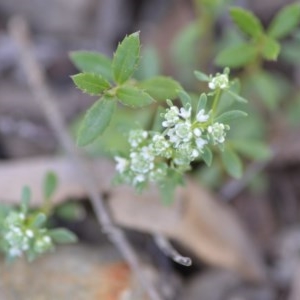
[
  {"left": 216, "top": 4, "right": 300, "bottom": 67},
  {"left": 71, "top": 32, "right": 183, "bottom": 146}
]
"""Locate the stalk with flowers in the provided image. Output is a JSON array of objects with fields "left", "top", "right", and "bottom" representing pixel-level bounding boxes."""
[{"left": 71, "top": 34, "right": 248, "bottom": 203}]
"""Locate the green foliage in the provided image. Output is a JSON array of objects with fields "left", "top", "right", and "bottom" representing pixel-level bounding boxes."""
[
  {"left": 201, "top": 147, "right": 213, "bottom": 166},
  {"left": 21, "top": 186, "right": 31, "bottom": 214},
  {"left": 0, "top": 176, "right": 77, "bottom": 262},
  {"left": 215, "top": 43, "right": 257, "bottom": 67},
  {"left": 138, "top": 76, "right": 182, "bottom": 101},
  {"left": 215, "top": 110, "right": 247, "bottom": 123},
  {"left": 70, "top": 51, "right": 113, "bottom": 81},
  {"left": 49, "top": 229, "right": 77, "bottom": 244},
  {"left": 72, "top": 73, "right": 110, "bottom": 95},
  {"left": 112, "top": 32, "right": 141, "bottom": 84},
  {"left": 43, "top": 172, "right": 58, "bottom": 201},
  {"left": 268, "top": 3, "right": 300, "bottom": 39},
  {"left": 69, "top": 3, "right": 299, "bottom": 203},
  {"left": 221, "top": 146, "right": 243, "bottom": 178},
  {"left": 229, "top": 7, "right": 263, "bottom": 38},
  {"left": 77, "top": 97, "right": 116, "bottom": 146},
  {"left": 116, "top": 86, "right": 154, "bottom": 108},
  {"left": 262, "top": 36, "right": 281, "bottom": 60}
]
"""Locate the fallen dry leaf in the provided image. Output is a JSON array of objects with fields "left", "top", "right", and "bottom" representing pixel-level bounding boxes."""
[{"left": 0, "top": 156, "right": 266, "bottom": 281}]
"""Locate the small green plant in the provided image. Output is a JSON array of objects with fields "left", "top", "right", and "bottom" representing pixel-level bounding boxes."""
[
  {"left": 0, "top": 172, "right": 77, "bottom": 262},
  {"left": 71, "top": 32, "right": 248, "bottom": 203}
]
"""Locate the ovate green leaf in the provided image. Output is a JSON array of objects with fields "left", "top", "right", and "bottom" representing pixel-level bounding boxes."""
[
  {"left": 196, "top": 93, "right": 207, "bottom": 113},
  {"left": 268, "top": 3, "right": 300, "bottom": 39},
  {"left": 49, "top": 228, "right": 77, "bottom": 244},
  {"left": 70, "top": 51, "right": 113, "bottom": 81},
  {"left": 21, "top": 186, "right": 31, "bottom": 214},
  {"left": 72, "top": 73, "right": 110, "bottom": 95},
  {"left": 77, "top": 97, "right": 116, "bottom": 146},
  {"left": 43, "top": 171, "right": 58, "bottom": 200},
  {"left": 230, "top": 7, "right": 263, "bottom": 38},
  {"left": 138, "top": 76, "right": 181, "bottom": 100},
  {"left": 194, "top": 70, "right": 210, "bottom": 82},
  {"left": 221, "top": 147, "right": 243, "bottom": 178},
  {"left": 178, "top": 90, "right": 192, "bottom": 108},
  {"left": 215, "top": 110, "right": 247, "bottom": 123},
  {"left": 112, "top": 32, "right": 140, "bottom": 84},
  {"left": 32, "top": 213, "right": 47, "bottom": 228},
  {"left": 215, "top": 43, "right": 257, "bottom": 68},
  {"left": 262, "top": 36, "right": 281, "bottom": 60},
  {"left": 116, "top": 86, "right": 154, "bottom": 108},
  {"left": 158, "top": 170, "right": 182, "bottom": 205},
  {"left": 202, "top": 147, "right": 213, "bottom": 166}
]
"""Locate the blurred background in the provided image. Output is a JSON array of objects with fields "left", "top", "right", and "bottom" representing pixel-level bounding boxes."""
[{"left": 1, "top": 0, "right": 300, "bottom": 299}]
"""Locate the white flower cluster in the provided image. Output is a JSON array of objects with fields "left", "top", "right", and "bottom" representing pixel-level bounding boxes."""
[
  {"left": 115, "top": 101, "right": 230, "bottom": 187},
  {"left": 208, "top": 72, "right": 229, "bottom": 90},
  {"left": 3, "top": 211, "right": 52, "bottom": 259}
]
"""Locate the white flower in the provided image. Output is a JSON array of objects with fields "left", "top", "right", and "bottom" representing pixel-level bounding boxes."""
[
  {"left": 128, "top": 130, "right": 148, "bottom": 148},
  {"left": 152, "top": 134, "right": 171, "bottom": 158},
  {"left": 26, "top": 230, "right": 34, "bottom": 238},
  {"left": 207, "top": 122, "right": 229, "bottom": 144},
  {"left": 115, "top": 156, "right": 128, "bottom": 173},
  {"left": 174, "top": 122, "right": 192, "bottom": 141},
  {"left": 133, "top": 174, "right": 146, "bottom": 185},
  {"left": 162, "top": 106, "right": 179, "bottom": 127},
  {"left": 130, "top": 149, "right": 154, "bottom": 174},
  {"left": 196, "top": 109, "right": 209, "bottom": 123},
  {"left": 179, "top": 106, "right": 191, "bottom": 119},
  {"left": 193, "top": 128, "right": 202, "bottom": 137},
  {"left": 195, "top": 137, "right": 207, "bottom": 149},
  {"left": 208, "top": 73, "right": 229, "bottom": 90}
]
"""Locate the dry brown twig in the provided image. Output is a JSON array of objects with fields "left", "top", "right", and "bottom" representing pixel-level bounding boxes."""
[{"left": 8, "top": 16, "right": 162, "bottom": 300}]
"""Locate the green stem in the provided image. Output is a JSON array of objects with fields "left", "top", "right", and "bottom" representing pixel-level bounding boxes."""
[{"left": 211, "top": 89, "right": 221, "bottom": 120}]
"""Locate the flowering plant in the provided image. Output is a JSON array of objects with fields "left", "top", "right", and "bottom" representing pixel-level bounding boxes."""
[
  {"left": 0, "top": 173, "right": 77, "bottom": 261},
  {"left": 71, "top": 33, "right": 248, "bottom": 203}
]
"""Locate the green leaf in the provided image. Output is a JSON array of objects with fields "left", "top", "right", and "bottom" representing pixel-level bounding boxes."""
[
  {"left": 196, "top": 93, "right": 207, "bottom": 113},
  {"left": 32, "top": 213, "right": 47, "bottom": 228},
  {"left": 202, "top": 147, "right": 213, "bottom": 166},
  {"left": 21, "top": 186, "right": 31, "bottom": 214},
  {"left": 215, "top": 43, "right": 257, "bottom": 68},
  {"left": 230, "top": 7, "right": 264, "bottom": 38},
  {"left": 232, "top": 140, "right": 272, "bottom": 161},
  {"left": 43, "top": 172, "right": 58, "bottom": 200},
  {"left": 112, "top": 32, "right": 140, "bottom": 84},
  {"left": 226, "top": 90, "right": 248, "bottom": 103},
  {"left": 262, "top": 36, "right": 281, "bottom": 60},
  {"left": 158, "top": 170, "right": 182, "bottom": 205},
  {"left": 178, "top": 90, "right": 192, "bottom": 108},
  {"left": 138, "top": 76, "right": 181, "bottom": 101},
  {"left": 152, "top": 106, "right": 165, "bottom": 132},
  {"left": 248, "top": 71, "right": 283, "bottom": 110},
  {"left": 281, "top": 41, "right": 300, "bottom": 64},
  {"left": 70, "top": 51, "right": 113, "bottom": 81},
  {"left": 194, "top": 70, "right": 210, "bottom": 82},
  {"left": 134, "top": 46, "right": 160, "bottom": 80},
  {"left": 71, "top": 73, "right": 110, "bottom": 96},
  {"left": 49, "top": 228, "right": 77, "bottom": 244},
  {"left": 116, "top": 86, "right": 154, "bottom": 108},
  {"left": 215, "top": 110, "right": 247, "bottom": 123},
  {"left": 221, "top": 147, "right": 243, "bottom": 178},
  {"left": 77, "top": 97, "right": 116, "bottom": 146},
  {"left": 268, "top": 3, "right": 300, "bottom": 39}
]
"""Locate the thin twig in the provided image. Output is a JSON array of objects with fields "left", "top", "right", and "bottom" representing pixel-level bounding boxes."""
[
  {"left": 9, "top": 16, "right": 162, "bottom": 300},
  {"left": 154, "top": 234, "right": 192, "bottom": 266}
]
